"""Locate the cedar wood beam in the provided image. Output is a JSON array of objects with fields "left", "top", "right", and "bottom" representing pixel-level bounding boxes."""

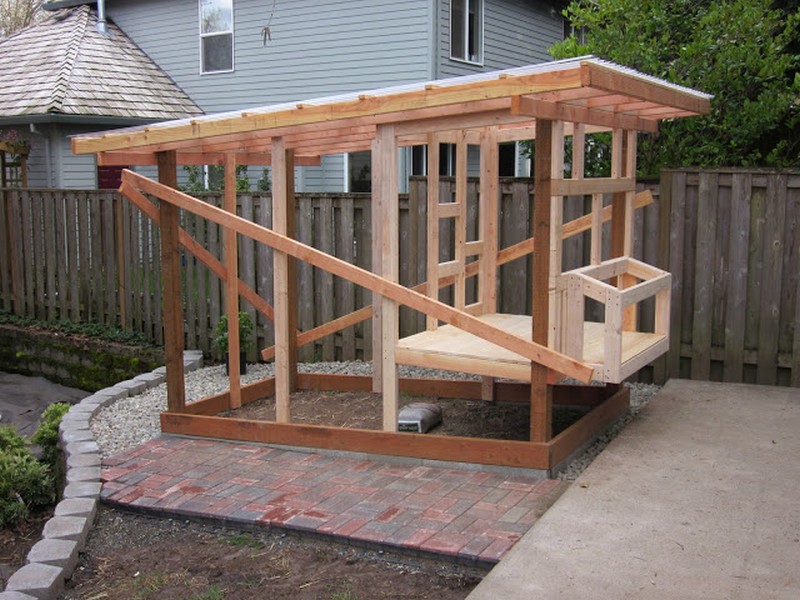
[{"left": 121, "top": 169, "right": 594, "bottom": 383}]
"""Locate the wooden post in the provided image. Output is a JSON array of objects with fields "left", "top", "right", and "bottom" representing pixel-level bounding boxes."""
[
  {"left": 374, "top": 124, "right": 399, "bottom": 431},
  {"left": 479, "top": 127, "right": 499, "bottom": 401},
  {"left": 531, "top": 119, "right": 554, "bottom": 444},
  {"left": 272, "top": 137, "right": 298, "bottom": 422},
  {"left": 371, "top": 149, "right": 383, "bottom": 392},
  {"left": 223, "top": 152, "right": 242, "bottom": 409},
  {"left": 157, "top": 151, "right": 186, "bottom": 412},
  {"left": 426, "top": 133, "right": 441, "bottom": 331},
  {"left": 611, "top": 129, "right": 638, "bottom": 329}
]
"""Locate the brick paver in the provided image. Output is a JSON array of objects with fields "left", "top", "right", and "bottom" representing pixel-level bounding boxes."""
[{"left": 101, "top": 437, "right": 564, "bottom": 564}]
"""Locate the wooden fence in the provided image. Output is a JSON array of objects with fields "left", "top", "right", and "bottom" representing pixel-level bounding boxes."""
[
  {"left": 1, "top": 170, "right": 797, "bottom": 386},
  {"left": 658, "top": 169, "right": 800, "bottom": 387}
]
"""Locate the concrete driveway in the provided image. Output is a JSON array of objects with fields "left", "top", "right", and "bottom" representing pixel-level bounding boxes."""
[{"left": 468, "top": 379, "right": 800, "bottom": 600}]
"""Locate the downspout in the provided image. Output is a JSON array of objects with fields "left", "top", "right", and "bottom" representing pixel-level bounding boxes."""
[{"left": 96, "top": 0, "right": 109, "bottom": 34}]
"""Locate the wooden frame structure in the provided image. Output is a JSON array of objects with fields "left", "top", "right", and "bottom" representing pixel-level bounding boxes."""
[{"left": 73, "top": 57, "right": 710, "bottom": 473}]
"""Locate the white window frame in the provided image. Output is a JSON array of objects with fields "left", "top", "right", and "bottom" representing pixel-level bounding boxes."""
[
  {"left": 449, "top": 0, "right": 484, "bottom": 65},
  {"left": 199, "top": 0, "right": 235, "bottom": 75}
]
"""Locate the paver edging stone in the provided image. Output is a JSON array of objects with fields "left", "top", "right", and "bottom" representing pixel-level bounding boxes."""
[{"left": 1, "top": 352, "right": 200, "bottom": 598}]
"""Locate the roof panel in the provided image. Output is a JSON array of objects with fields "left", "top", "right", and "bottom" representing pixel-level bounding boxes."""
[{"left": 72, "top": 56, "right": 712, "bottom": 161}]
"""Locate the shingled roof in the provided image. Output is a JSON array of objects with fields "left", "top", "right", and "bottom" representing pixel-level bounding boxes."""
[{"left": 0, "top": 5, "right": 202, "bottom": 122}]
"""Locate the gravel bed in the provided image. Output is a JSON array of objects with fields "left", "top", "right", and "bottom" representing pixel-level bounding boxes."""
[{"left": 90, "top": 361, "right": 659, "bottom": 480}]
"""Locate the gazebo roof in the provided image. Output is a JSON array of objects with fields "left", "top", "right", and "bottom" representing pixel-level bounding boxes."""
[
  {"left": 0, "top": 6, "right": 202, "bottom": 124},
  {"left": 72, "top": 56, "right": 711, "bottom": 166}
]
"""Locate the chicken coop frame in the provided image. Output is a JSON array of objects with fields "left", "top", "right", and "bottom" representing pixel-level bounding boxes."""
[{"left": 73, "top": 57, "right": 711, "bottom": 474}]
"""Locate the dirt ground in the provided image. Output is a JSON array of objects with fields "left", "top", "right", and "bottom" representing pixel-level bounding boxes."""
[
  {"left": 60, "top": 507, "right": 486, "bottom": 600},
  {"left": 0, "top": 507, "right": 53, "bottom": 588},
  {"left": 221, "top": 389, "right": 588, "bottom": 439}
]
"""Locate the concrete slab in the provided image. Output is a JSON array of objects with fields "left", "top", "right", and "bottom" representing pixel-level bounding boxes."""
[{"left": 468, "top": 380, "right": 800, "bottom": 600}]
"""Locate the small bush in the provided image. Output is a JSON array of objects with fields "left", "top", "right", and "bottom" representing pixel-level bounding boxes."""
[
  {"left": 0, "top": 434, "right": 54, "bottom": 527},
  {"left": 32, "top": 402, "right": 71, "bottom": 466},
  {"left": 0, "top": 425, "right": 28, "bottom": 455}
]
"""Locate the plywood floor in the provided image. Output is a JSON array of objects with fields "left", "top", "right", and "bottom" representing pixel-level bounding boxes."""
[{"left": 396, "top": 313, "right": 664, "bottom": 383}]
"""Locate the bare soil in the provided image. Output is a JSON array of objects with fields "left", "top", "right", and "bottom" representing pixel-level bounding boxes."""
[
  {"left": 59, "top": 506, "right": 486, "bottom": 600},
  {"left": 220, "top": 390, "right": 588, "bottom": 439},
  {"left": 0, "top": 507, "right": 53, "bottom": 588}
]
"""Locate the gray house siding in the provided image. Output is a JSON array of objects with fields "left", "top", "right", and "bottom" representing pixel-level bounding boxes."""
[
  {"left": 108, "top": 0, "right": 433, "bottom": 114},
  {"left": 3, "top": 124, "right": 99, "bottom": 189},
  {"left": 438, "top": 0, "right": 563, "bottom": 78}
]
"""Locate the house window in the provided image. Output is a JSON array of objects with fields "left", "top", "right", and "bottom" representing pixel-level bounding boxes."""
[
  {"left": 200, "top": 0, "right": 233, "bottom": 73},
  {"left": 348, "top": 151, "right": 371, "bottom": 192},
  {"left": 450, "top": 0, "right": 483, "bottom": 64}
]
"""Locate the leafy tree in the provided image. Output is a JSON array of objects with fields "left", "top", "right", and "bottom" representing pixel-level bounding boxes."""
[
  {"left": 0, "top": 0, "right": 44, "bottom": 38},
  {"left": 553, "top": 0, "right": 800, "bottom": 172}
]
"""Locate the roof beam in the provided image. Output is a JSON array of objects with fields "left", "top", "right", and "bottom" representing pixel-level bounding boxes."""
[
  {"left": 511, "top": 96, "right": 659, "bottom": 133},
  {"left": 73, "top": 69, "right": 585, "bottom": 155},
  {"left": 97, "top": 151, "right": 321, "bottom": 167},
  {"left": 581, "top": 61, "right": 711, "bottom": 115}
]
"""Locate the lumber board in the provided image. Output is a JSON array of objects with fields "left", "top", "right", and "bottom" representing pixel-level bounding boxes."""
[
  {"left": 511, "top": 95, "right": 658, "bottom": 133},
  {"left": 75, "top": 68, "right": 588, "bottom": 154},
  {"left": 156, "top": 151, "right": 186, "bottom": 412},
  {"left": 581, "top": 61, "right": 711, "bottom": 115},
  {"left": 223, "top": 153, "right": 242, "bottom": 409},
  {"left": 531, "top": 118, "right": 554, "bottom": 442},
  {"left": 480, "top": 127, "right": 499, "bottom": 313},
  {"left": 549, "top": 385, "right": 630, "bottom": 467},
  {"left": 552, "top": 177, "right": 635, "bottom": 197},
  {"left": 180, "top": 378, "right": 277, "bottom": 416},
  {"left": 272, "top": 138, "right": 298, "bottom": 420},
  {"left": 121, "top": 170, "right": 594, "bottom": 382},
  {"left": 426, "top": 132, "right": 441, "bottom": 331},
  {"left": 160, "top": 412, "right": 552, "bottom": 469}
]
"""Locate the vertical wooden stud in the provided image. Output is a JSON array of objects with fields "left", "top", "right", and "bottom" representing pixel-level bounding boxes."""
[
  {"left": 454, "top": 131, "right": 467, "bottom": 311},
  {"left": 272, "top": 137, "right": 298, "bottom": 422},
  {"left": 157, "top": 151, "right": 185, "bottom": 412},
  {"left": 548, "top": 120, "right": 565, "bottom": 350},
  {"left": 426, "top": 133, "right": 441, "bottom": 331},
  {"left": 479, "top": 127, "right": 499, "bottom": 313},
  {"left": 531, "top": 119, "right": 554, "bottom": 444},
  {"left": 374, "top": 124, "right": 399, "bottom": 431},
  {"left": 479, "top": 128, "right": 499, "bottom": 401},
  {"left": 223, "top": 152, "right": 242, "bottom": 409}
]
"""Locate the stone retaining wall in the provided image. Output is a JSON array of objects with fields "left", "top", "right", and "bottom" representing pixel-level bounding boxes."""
[
  {"left": 0, "top": 351, "right": 203, "bottom": 600},
  {"left": 0, "top": 325, "right": 163, "bottom": 391}
]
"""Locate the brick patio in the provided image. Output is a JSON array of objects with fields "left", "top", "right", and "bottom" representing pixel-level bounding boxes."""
[{"left": 101, "top": 437, "right": 567, "bottom": 564}]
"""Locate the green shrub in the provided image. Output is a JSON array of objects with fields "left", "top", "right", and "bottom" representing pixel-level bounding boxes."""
[
  {"left": 31, "top": 402, "right": 71, "bottom": 466},
  {"left": 0, "top": 441, "right": 54, "bottom": 527},
  {"left": 0, "top": 425, "right": 28, "bottom": 455}
]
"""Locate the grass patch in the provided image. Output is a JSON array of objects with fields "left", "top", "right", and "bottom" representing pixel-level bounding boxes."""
[
  {"left": 188, "top": 584, "right": 225, "bottom": 600},
  {"left": 222, "top": 533, "right": 265, "bottom": 550}
]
